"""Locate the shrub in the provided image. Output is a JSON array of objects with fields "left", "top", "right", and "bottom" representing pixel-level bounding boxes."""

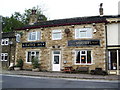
[
  {"left": 32, "top": 57, "right": 39, "bottom": 69},
  {"left": 15, "top": 59, "right": 24, "bottom": 69}
]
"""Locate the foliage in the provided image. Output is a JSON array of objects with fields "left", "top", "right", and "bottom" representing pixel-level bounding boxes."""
[
  {"left": 2, "top": 6, "right": 47, "bottom": 32},
  {"left": 15, "top": 59, "right": 24, "bottom": 69},
  {"left": 32, "top": 57, "right": 40, "bottom": 69}
]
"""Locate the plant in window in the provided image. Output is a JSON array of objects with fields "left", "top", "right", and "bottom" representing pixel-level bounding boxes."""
[{"left": 31, "top": 57, "right": 40, "bottom": 71}]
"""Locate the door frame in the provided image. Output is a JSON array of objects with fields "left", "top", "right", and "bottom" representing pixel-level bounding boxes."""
[{"left": 52, "top": 50, "right": 61, "bottom": 71}]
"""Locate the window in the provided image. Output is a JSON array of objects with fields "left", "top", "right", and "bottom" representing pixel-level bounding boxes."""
[
  {"left": 75, "top": 50, "right": 92, "bottom": 64},
  {"left": 75, "top": 28, "right": 92, "bottom": 39},
  {"left": 1, "top": 53, "right": 8, "bottom": 61},
  {"left": 1, "top": 38, "right": 9, "bottom": 45},
  {"left": 28, "top": 32, "right": 41, "bottom": 41},
  {"left": 52, "top": 30, "right": 62, "bottom": 40},
  {"left": 26, "top": 51, "right": 39, "bottom": 63},
  {"left": 16, "top": 34, "right": 21, "bottom": 42}
]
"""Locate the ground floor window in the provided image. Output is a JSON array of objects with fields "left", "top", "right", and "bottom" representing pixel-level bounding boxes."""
[
  {"left": 26, "top": 51, "right": 39, "bottom": 63},
  {"left": 75, "top": 50, "right": 91, "bottom": 64},
  {"left": 1, "top": 53, "right": 8, "bottom": 61}
]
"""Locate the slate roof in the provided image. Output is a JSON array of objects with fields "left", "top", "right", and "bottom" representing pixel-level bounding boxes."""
[{"left": 16, "top": 15, "right": 120, "bottom": 30}]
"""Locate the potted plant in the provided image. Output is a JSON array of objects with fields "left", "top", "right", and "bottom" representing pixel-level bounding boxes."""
[
  {"left": 31, "top": 57, "right": 40, "bottom": 72},
  {"left": 14, "top": 59, "right": 23, "bottom": 71}
]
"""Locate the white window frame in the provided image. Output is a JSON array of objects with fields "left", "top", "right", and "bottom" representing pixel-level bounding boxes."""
[
  {"left": 26, "top": 51, "right": 39, "bottom": 64},
  {"left": 1, "top": 38, "right": 9, "bottom": 45},
  {"left": 1, "top": 53, "right": 8, "bottom": 61},
  {"left": 52, "top": 30, "right": 62, "bottom": 40},
  {"left": 28, "top": 31, "right": 41, "bottom": 41},
  {"left": 75, "top": 28, "right": 93, "bottom": 39},
  {"left": 75, "top": 50, "right": 92, "bottom": 65}
]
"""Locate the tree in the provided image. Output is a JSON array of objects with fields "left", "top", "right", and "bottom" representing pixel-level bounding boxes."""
[{"left": 2, "top": 6, "right": 47, "bottom": 32}]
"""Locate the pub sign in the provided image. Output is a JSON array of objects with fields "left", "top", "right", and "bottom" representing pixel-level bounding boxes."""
[
  {"left": 68, "top": 40, "right": 100, "bottom": 47},
  {"left": 22, "top": 42, "right": 46, "bottom": 48}
]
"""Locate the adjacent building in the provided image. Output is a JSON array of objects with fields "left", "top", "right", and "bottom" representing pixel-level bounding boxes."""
[{"left": 1, "top": 32, "right": 16, "bottom": 69}]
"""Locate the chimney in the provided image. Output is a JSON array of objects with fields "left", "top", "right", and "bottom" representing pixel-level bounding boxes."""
[
  {"left": 29, "top": 9, "right": 38, "bottom": 25},
  {"left": 99, "top": 3, "right": 103, "bottom": 16}
]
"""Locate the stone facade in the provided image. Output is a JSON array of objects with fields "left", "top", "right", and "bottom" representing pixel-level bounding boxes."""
[{"left": 15, "top": 22, "right": 106, "bottom": 72}]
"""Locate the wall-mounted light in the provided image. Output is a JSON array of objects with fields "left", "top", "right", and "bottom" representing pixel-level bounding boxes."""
[
  {"left": 41, "top": 28, "right": 44, "bottom": 31},
  {"left": 63, "top": 60, "right": 67, "bottom": 64},
  {"left": 71, "top": 25, "right": 75, "bottom": 28},
  {"left": 92, "top": 23, "right": 97, "bottom": 33},
  {"left": 9, "top": 41, "right": 13, "bottom": 45},
  {"left": 26, "top": 29, "right": 29, "bottom": 32}
]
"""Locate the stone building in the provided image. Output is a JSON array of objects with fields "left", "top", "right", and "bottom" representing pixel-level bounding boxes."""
[
  {"left": 15, "top": 15, "right": 108, "bottom": 72},
  {"left": 1, "top": 32, "right": 16, "bottom": 69}
]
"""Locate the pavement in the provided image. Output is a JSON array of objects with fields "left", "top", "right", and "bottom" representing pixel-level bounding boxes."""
[{"left": 1, "top": 70, "right": 120, "bottom": 81}]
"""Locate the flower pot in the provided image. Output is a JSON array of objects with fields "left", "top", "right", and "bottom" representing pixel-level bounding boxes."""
[
  {"left": 32, "top": 68, "right": 39, "bottom": 72},
  {"left": 14, "top": 67, "right": 21, "bottom": 71}
]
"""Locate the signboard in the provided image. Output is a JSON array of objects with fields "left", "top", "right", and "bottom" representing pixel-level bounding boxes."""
[
  {"left": 68, "top": 40, "right": 100, "bottom": 47},
  {"left": 22, "top": 42, "right": 46, "bottom": 48}
]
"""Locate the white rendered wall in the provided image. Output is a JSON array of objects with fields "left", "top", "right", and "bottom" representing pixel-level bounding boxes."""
[{"left": 107, "top": 23, "right": 119, "bottom": 46}]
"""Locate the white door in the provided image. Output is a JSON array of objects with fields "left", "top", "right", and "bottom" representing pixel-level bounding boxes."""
[{"left": 52, "top": 51, "right": 61, "bottom": 71}]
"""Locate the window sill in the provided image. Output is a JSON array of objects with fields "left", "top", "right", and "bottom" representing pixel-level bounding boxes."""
[
  {"left": 26, "top": 62, "right": 32, "bottom": 64},
  {"left": 75, "top": 63, "right": 93, "bottom": 65}
]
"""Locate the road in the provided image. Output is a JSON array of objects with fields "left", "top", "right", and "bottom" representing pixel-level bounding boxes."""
[{"left": 1, "top": 74, "right": 119, "bottom": 88}]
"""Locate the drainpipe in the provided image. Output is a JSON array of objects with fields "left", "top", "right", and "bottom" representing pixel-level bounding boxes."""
[{"left": 105, "top": 24, "right": 108, "bottom": 73}]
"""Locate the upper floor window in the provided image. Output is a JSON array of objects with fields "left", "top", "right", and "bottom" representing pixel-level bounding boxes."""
[
  {"left": 28, "top": 32, "right": 41, "bottom": 41},
  {"left": 52, "top": 30, "right": 62, "bottom": 40},
  {"left": 1, "top": 38, "right": 9, "bottom": 45},
  {"left": 75, "top": 50, "right": 92, "bottom": 65},
  {"left": 1, "top": 53, "right": 8, "bottom": 61},
  {"left": 75, "top": 28, "right": 93, "bottom": 39}
]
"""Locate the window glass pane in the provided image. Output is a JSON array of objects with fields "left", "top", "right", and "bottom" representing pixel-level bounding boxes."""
[
  {"left": 36, "top": 52, "right": 39, "bottom": 59},
  {"left": 54, "top": 56, "right": 59, "bottom": 64},
  {"left": 75, "top": 29, "right": 80, "bottom": 39},
  {"left": 76, "top": 51, "right": 80, "bottom": 63},
  {"left": 27, "top": 51, "right": 39, "bottom": 62},
  {"left": 81, "top": 55, "right": 86, "bottom": 63},
  {"left": 87, "top": 51, "right": 91, "bottom": 63},
  {"left": 27, "top": 52, "right": 31, "bottom": 62},
  {"left": 31, "top": 33, "right": 36, "bottom": 40},
  {"left": 29, "top": 32, "right": 37, "bottom": 41},
  {"left": 53, "top": 33, "right": 61, "bottom": 39},
  {"left": 1, "top": 56, "right": 4, "bottom": 60},
  {"left": 54, "top": 51, "right": 60, "bottom": 54},
  {"left": 87, "top": 28, "right": 92, "bottom": 38},
  {"left": 80, "top": 31, "right": 86, "bottom": 37},
  {"left": 5, "top": 56, "right": 8, "bottom": 60},
  {"left": 37, "top": 32, "right": 41, "bottom": 40},
  {"left": 1, "top": 39, "right": 5, "bottom": 45},
  {"left": 52, "top": 30, "right": 61, "bottom": 40},
  {"left": 81, "top": 51, "right": 86, "bottom": 54},
  {"left": 5, "top": 40, "right": 8, "bottom": 45}
]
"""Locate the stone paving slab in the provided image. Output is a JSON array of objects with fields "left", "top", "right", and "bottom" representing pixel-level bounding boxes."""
[{"left": 1, "top": 70, "right": 120, "bottom": 81}]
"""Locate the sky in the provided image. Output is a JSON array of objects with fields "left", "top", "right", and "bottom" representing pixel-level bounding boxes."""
[{"left": 0, "top": 0, "right": 120, "bottom": 20}]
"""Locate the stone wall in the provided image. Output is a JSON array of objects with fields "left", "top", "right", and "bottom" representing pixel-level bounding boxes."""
[{"left": 15, "top": 23, "right": 106, "bottom": 71}]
